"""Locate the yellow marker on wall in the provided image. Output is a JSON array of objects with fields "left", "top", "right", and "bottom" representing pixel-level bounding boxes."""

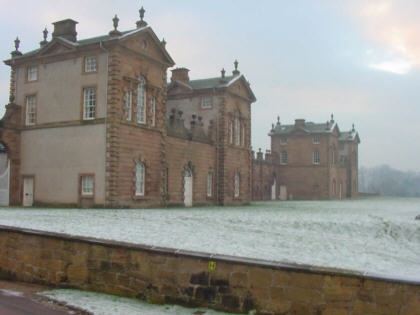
[{"left": 208, "top": 261, "right": 216, "bottom": 271}]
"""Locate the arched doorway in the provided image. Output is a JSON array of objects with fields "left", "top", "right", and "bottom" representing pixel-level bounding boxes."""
[
  {"left": 271, "top": 177, "right": 276, "bottom": 200},
  {"left": 0, "top": 143, "right": 9, "bottom": 206},
  {"left": 184, "top": 167, "right": 193, "bottom": 207}
]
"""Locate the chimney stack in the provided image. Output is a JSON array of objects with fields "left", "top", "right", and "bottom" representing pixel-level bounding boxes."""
[
  {"left": 294, "top": 119, "right": 306, "bottom": 127},
  {"left": 171, "top": 68, "right": 190, "bottom": 84},
  {"left": 52, "top": 19, "right": 78, "bottom": 42}
]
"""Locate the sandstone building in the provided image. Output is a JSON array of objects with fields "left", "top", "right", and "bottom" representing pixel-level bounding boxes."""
[
  {"left": 252, "top": 116, "right": 360, "bottom": 200},
  {"left": 0, "top": 6, "right": 359, "bottom": 207},
  {"left": 0, "top": 7, "right": 256, "bottom": 207}
]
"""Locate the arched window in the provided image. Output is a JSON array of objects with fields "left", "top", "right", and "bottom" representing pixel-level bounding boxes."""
[
  {"left": 313, "top": 150, "right": 320, "bottom": 165},
  {"left": 137, "top": 76, "right": 146, "bottom": 124},
  {"left": 234, "top": 112, "right": 240, "bottom": 145},
  {"left": 281, "top": 150, "right": 287, "bottom": 164},
  {"left": 331, "top": 146, "right": 336, "bottom": 164},
  {"left": 150, "top": 96, "right": 156, "bottom": 127},
  {"left": 135, "top": 162, "right": 145, "bottom": 196},
  {"left": 234, "top": 173, "right": 240, "bottom": 197},
  {"left": 207, "top": 172, "right": 213, "bottom": 197},
  {"left": 241, "top": 125, "right": 245, "bottom": 146},
  {"left": 125, "top": 89, "right": 132, "bottom": 121}
]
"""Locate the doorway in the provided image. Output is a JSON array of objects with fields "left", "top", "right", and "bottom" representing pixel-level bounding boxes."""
[
  {"left": 23, "top": 177, "right": 34, "bottom": 207},
  {"left": 279, "top": 185, "right": 287, "bottom": 201},
  {"left": 184, "top": 168, "right": 193, "bottom": 207}
]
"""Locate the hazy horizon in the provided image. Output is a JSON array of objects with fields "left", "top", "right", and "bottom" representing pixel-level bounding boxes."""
[{"left": 0, "top": 0, "right": 419, "bottom": 171}]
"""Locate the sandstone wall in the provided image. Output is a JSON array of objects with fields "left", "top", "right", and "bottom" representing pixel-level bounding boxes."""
[
  {"left": 166, "top": 136, "right": 216, "bottom": 206},
  {"left": 0, "top": 226, "right": 418, "bottom": 315}
]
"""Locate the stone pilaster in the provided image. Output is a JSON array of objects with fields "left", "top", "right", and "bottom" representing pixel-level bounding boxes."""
[{"left": 105, "top": 49, "right": 123, "bottom": 207}]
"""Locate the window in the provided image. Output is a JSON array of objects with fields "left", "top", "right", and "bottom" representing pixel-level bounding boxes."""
[
  {"left": 280, "top": 137, "right": 287, "bottom": 145},
  {"left": 81, "top": 175, "right": 94, "bottom": 196},
  {"left": 135, "top": 162, "right": 145, "bottom": 196},
  {"left": 313, "top": 136, "right": 320, "bottom": 144},
  {"left": 165, "top": 167, "right": 169, "bottom": 197},
  {"left": 202, "top": 96, "right": 212, "bottom": 109},
  {"left": 151, "top": 97, "right": 156, "bottom": 127},
  {"left": 27, "top": 66, "right": 38, "bottom": 81},
  {"left": 137, "top": 76, "right": 146, "bottom": 124},
  {"left": 313, "top": 150, "right": 320, "bottom": 165},
  {"left": 26, "top": 95, "right": 36, "bottom": 125},
  {"left": 125, "top": 89, "right": 132, "bottom": 121},
  {"left": 241, "top": 125, "right": 245, "bottom": 146},
  {"left": 234, "top": 112, "right": 240, "bottom": 146},
  {"left": 332, "top": 179, "right": 336, "bottom": 196},
  {"left": 281, "top": 150, "right": 287, "bottom": 164},
  {"left": 234, "top": 173, "right": 240, "bottom": 198},
  {"left": 83, "top": 87, "right": 96, "bottom": 120},
  {"left": 85, "top": 56, "right": 97, "bottom": 72},
  {"left": 229, "top": 121, "right": 233, "bottom": 144},
  {"left": 207, "top": 172, "right": 213, "bottom": 197}
]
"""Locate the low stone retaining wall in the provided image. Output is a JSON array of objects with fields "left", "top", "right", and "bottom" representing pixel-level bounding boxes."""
[{"left": 0, "top": 225, "right": 419, "bottom": 314}]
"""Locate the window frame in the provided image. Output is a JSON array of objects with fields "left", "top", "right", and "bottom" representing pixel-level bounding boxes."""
[
  {"left": 27, "top": 66, "right": 38, "bottom": 82},
  {"left": 125, "top": 89, "right": 132, "bottom": 121},
  {"left": 84, "top": 56, "right": 97, "bottom": 73},
  {"left": 313, "top": 150, "right": 320, "bottom": 165},
  {"left": 229, "top": 121, "right": 233, "bottom": 144},
  {"left": 80, "top": 174, "right": 94, "bottom": 197},
  {"left": 280, "top": 137, "right": 288, "bottom": 145},
  {"left": 207, "top": 172, "right": 213, "bottom": 197},
  {"left": 234, "top": 173, "right": 240, "bottom": 198},
  {"left": 150, "top": 96, "right": 156, "bottom": 127},
  {"left": 25, "top": 94, "right": 37, "bottom": 126},
  {"left": 281, "top": 150, "right": 288, "bottom": 165},
  {"left": 135, "top": 162, "right": 145, "bottom": 196},
  {"left": 313, "top": 136, "right": 320, "bottom": 144},
  {"left": 201, "top": 96, "right": 212, "bottom": 109},
  {"left": 241, "top": 125, "right": 245, "bottom": 146},
  {"left": 82, "top": 86, "right": 97, "bottom": 120},
  {"left": 137, "top": 76, "right": 147, "bottom": 124},
  {"left": 234, "top": 112, "right": 240, "bottom": 146}
]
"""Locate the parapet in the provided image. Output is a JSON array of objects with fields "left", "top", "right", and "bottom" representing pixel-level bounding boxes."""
[{"left": 167, "top": 109, "right": 213, "bottom": 143}]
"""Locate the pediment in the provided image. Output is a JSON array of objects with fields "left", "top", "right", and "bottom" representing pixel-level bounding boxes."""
[
  {"left": 167, "top": 81, "right": 193, "bottom": 96},
  {"left": 119, "top": 28, "right": 175, "bottom": 66},
  {"left": 227, "top": 75, "right": 256, "bottom": 102},
  {"left": 332, "top": 124, "right": 340, "bottom": 136},
  {"left": 38, "top": 39, "right": 76, "bottom": 56}
]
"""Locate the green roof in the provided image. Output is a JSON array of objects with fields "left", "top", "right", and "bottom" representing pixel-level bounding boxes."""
[
  {"left": 7, "top": 26, "right": 175, "bottom": 67},
  {"left": 271, "top": 122, "right": 334, "bottom": 135},
  {"left": 188, "top": 75, "right": 237, "bottom": 90},
  {"left": 270, "top": 120, "right": 358, "bottom": 142}
]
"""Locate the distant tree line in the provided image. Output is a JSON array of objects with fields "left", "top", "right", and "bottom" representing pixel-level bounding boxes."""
[{"left": 359, "top": 165, "right": 420, "bottom": 197}]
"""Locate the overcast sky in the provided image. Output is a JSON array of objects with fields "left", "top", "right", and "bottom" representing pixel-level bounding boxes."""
[{"left": 0, "top": 0, "right": 419, "bottom": 171}]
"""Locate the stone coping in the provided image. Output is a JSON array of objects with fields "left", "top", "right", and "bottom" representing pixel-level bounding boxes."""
[{"left": 1, "top": 224, "right": 419, "bottom": 286}]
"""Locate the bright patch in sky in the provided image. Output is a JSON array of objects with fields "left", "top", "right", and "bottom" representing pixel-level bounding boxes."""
[{"left": 369, "top": 59, "right": 412, "bottom": 74}]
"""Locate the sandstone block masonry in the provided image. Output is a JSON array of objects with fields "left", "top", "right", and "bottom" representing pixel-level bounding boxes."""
[{"left": 0, "top": 226, "right": 418, "bottom": 315}]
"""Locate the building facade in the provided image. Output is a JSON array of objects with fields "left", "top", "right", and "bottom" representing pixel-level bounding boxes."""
[
  {"left": 0, "top": 8, "right": 256, "bottom": 208},
  {"left": 252, "top": 116, "right": 360, "bottom": 200},
  {"left": 0, "top": 7, "right": 359, "bottom": 208}
]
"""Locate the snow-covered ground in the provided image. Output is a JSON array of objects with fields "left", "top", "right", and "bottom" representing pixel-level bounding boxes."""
[
  {"left": 1, "top": 197, "right": 419, "bottom": 279},
  {"left": 41, "top": 289, "right": 230, "bottom": 315}
]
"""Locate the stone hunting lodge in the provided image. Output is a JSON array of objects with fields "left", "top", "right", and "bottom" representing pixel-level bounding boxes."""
[{"left": 0, "top": 6, "right": 360, "bottom": 208}]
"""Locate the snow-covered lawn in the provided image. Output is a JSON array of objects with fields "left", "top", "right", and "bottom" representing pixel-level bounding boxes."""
[
  {"left": 1, "top": 197, "right": 419, "bottom": 279},
  {"left": 41, "top": 289, "right": 230, "bottom": 315}
]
